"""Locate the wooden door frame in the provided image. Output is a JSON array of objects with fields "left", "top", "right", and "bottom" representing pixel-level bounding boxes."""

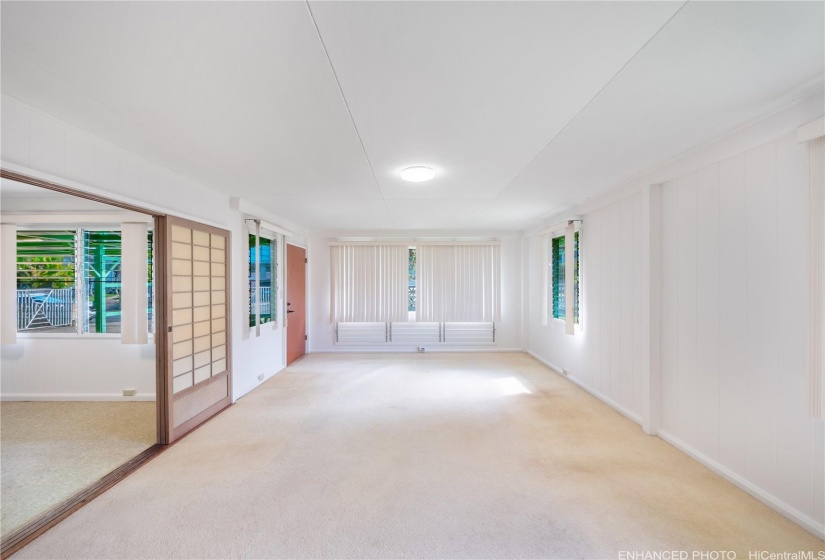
[
  {"left": 0, "top": 168, "right": 176, "bottom": 555},
  {"left": 1, "top": 169, "right": 173, "bottom": 443},
  {"left": 285, "top": 241, "right": 307, "bottom": 363}
]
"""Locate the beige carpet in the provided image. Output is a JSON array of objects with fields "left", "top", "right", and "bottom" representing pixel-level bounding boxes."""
[
  {"left": 12, "top": 353, "right": 824, "bottom": 559},
  {"left": 1, "top": 401, "right": 156, "bottom": 538}
]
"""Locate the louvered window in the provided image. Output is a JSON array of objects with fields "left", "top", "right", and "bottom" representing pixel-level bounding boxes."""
[
  {"left": 16, "top": 230, "right": 77, "bottom": 332},
  {"left": 551, "top": 232, "right": 579, "bottom": 322},
  {"left": 16, "top": 228, "right": 153, "bottom": 335},
  {"left": 83, "top": 230, "right": 122, "bottom": 333},
  {"left": 249, "top": 232, "right": 278, "bottom": 328}
]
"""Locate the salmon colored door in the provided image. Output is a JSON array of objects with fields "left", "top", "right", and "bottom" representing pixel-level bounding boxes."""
[{"left": 286, "top": 243, "right": 307, "bottom": 365}]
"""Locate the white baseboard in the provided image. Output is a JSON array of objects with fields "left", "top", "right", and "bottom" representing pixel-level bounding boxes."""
[
  {"left": 233, "top": 367, "right": 285, "bottom": 403},
  {"left": 657, "top": 430, "right": 825, "bottom": 541},
  {"left": 1, "top": 394, "right": 156, "bottom": 402},
  {"left": 525, "top": 349, "right": 643, "bottom": 425},
  {"left": 314, "top": 347, "right": 524, "bottom": 353}
]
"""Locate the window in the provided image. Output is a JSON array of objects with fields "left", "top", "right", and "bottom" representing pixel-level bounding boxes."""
[
  {"left": 16, "top": 228, "right": 153, "bottom": 334},
  {"left": 147, "top": 231, "right": 154, "bottom": 333},
  {"left": 331, "top": 241, "right": 499, "bottom": 345},
  {"left": 551, "top": 232, "right": 579, "bottom": 322},
  {"left": 248, "top": 232, "right": 278, "bottom": 328},
  {"left": 83, "top": 230, "right": 122, "bottom": 333},
  {"left": 16, "top": 230, "right": 77, "bottom": 332},
  {"left": 408, "top": 247, "right": 416, "bottom": 315}
]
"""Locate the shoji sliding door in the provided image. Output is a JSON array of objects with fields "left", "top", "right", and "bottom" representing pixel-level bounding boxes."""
[{"left": 161, "top": 216, "right": 232, "bottom": 442}]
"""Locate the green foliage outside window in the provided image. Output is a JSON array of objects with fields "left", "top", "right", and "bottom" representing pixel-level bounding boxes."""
[{"left": 552, "top": 232, "right": 579, "bottom": 322}]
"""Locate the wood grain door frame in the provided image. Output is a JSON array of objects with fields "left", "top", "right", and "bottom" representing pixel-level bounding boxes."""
[
  {"left": 0, "top": 169, "right": 172, "bottom": 444},
  {"left": 162, "top": 215, "right": 232, "bottom": 443}
]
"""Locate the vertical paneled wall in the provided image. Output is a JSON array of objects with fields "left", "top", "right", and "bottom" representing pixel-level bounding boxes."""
[
  {"left": 527, "top": 191, "right": 647, "bottom": 421},
  {"left": 660, "top": 131, "right": 824, "bottom": 528}
]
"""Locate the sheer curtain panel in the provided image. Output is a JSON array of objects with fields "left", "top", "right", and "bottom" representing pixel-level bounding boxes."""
[
  {"left": 416, "top": 244, "right": 501, "bottom": 323},
  {"left": 330, "top": 245, "right": 408, "bottom": 323}
]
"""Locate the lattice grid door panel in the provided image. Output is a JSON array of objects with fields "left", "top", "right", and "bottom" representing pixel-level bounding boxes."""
[{"left": 170, "top": 225, "right": 228, "bottom": 393}]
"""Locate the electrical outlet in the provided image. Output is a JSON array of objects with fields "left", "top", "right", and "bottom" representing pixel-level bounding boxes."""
[
  {"left": 257, "top": 373, "right": 264, "bottom": 381},
  {"left": 562, "top": 369, "right": 570, "bottom": 376},
  {"left": 123, "top": 389, "right": 137, "bottom": 397}
]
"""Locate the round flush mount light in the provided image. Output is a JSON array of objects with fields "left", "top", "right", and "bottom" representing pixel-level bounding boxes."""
[{"left": 400, "top": 166, "right": 436, "bottom": 182}]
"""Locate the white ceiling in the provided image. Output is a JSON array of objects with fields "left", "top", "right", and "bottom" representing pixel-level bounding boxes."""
[{"left": 1, "top": 1, "right": 823, "bottom": 231}]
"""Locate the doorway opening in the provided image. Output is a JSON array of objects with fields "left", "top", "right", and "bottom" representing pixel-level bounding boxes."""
[{"left": 0, "top": 177, "right": 157, "bottom": 539}]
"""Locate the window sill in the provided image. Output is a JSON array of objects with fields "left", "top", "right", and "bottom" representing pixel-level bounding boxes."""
[{"left": 15, "top": 332, "right": 147, "bottom": 340}]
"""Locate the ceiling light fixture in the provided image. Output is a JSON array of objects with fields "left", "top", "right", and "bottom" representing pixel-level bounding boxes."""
[{"left": 400, "top": 166, "right": 436, "bottom": 182}]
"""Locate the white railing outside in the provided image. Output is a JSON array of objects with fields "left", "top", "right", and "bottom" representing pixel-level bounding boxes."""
[
  {"left": 17, "top": 288, "right": 76, "bottom": 330},
  {"left": 250, "top": 286, "right": 273, "bottom": 318}
]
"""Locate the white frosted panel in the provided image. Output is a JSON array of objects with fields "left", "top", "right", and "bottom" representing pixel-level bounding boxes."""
[
  {"left": 212, "top": 304, "right": 226, "bottom": 319},
  {"left": 172, "top": 242, "right": 192, "bottom": 259},
  {"left": 173, "top": 308, "right": 192, "bottom": 326},
  {"left": 193, "top": 246, "right": 210, "bottom": 261},
  {"left": 173, "top": 356, "right": 193, "bottom": 377},
  {"left": 194, "top": 365, "right": 211, "bottom": 384},
  {"left": 193, "top": 261, "right": 210, "bottom": 276},
  {"left": 211, "top": 291, "right": 225, "bottom": 305},
  {"left": 193, "top": 321, "right": 210, "bottom": 337},
  {"left": 173, "top": 340, "right": 193, "bottom": 360},
  {"left": 193, "top": 277, "right": 210, "bottom": 292},
  {"left": 173, "top": 373, "right": 193, "bottom": 394},
  {"left": 212, "top": 277, "right": 225, "bottom": 291},
  {"left": 193, "top": 291, "right": 210, "bottom": 307},
  {"left": 211, "top": 249, "right": 225, "bottom": 263},
  {"left": 192, "top": 230, "right": 210, "bottom": 247},
  {"left": 193, "top": 335, "right": 210, "bottom": 353},
  {"left": 173, "top": 292, "right": 192, "bottom": 310},
  {"left": 172, "top": 276, "right": 192, "bottom": 292},
  {"left": 211, "top": 263, "right": 225, "bottom": 277},
  {"left": 212, "top": 345, "right": 226, "bottom": 361},
  {"left": 193, "top": 306, "right": 210, "bottom": 323},
  {"left": 211, "top": 318, "right": 225, "bottom": 333},
  {"left": 212, "top": 331, "right": 226, "bottom": 347},
  {"left": 194, "top": 350, "right": 211, "bottom": 369},
  {"left": 212, "top": 358, "right": 227, "bottom": 373},
  {"left": 173, "top": 324, "right": 192, "bottom": 342},
  {"left": 172, "top": 259, "right": 192, "bottom": 276},
  {"left": 171, "top": 226, "right": 191, "bottom": 243},
  {"left": 211, "top": 234, "right": 225, "bottom": 249}
]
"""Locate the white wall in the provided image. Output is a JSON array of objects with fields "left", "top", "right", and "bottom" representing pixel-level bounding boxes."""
[
  {"left": 308, "top": 233, "right": 524, "bottom": 352},
  {"left": 0, "top": 94, "right": 305, "bottom": 401},
  {"left": 527, "top": 192, "right": 647, "bottom": 423},
  {"left": 524, "top": 97, "right": 825, "bottom": 538},
  {"left": 1, "top": 338, "right": 156, "bottom": 400},
  {"left": 659, "top": 131, "right": 824, "bottom": 535}
]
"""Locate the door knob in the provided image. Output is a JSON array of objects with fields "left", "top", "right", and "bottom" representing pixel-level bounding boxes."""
[{"left": 287, "top": 310, "right": 295, "bottom": 314}]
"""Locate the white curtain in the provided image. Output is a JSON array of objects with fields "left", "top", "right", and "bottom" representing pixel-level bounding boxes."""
[
  {"left": 330, "top": 245, "right": 408, "bottom": 323},
  {"left": 416, "top": 244, "right": 501, "bottom": 323},
  {"left": 808, "top": 136, "right": 825, "bottom": 420},
  {"left": 539, "top": 234, "right": 549, "bottom": 327},
  {"left": 121, "top": 222, "right": 149, "bottom": 344},
  {"left": 1, "top": 224, "right": 17, "bottom": 345}
]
